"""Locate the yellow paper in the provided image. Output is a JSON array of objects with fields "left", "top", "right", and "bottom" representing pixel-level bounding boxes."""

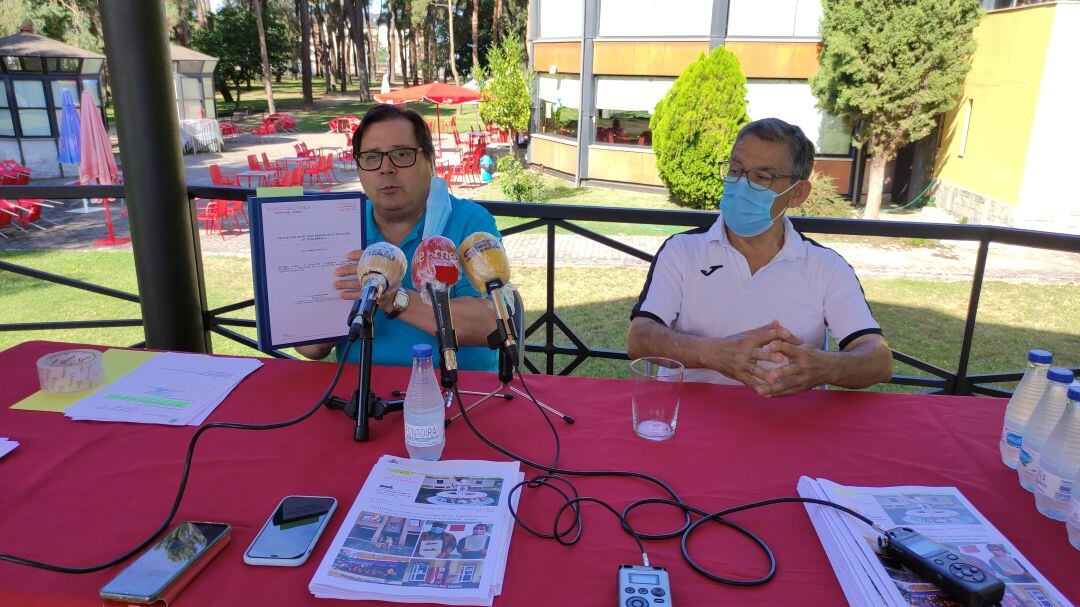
[
  {"left": 256, "top": 186, "right": 303, "bottom": 198},
  {"left": 11, "top": 349, "right": 160, "bottom": 413}
]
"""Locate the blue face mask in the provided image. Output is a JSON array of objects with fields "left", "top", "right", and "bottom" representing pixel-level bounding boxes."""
[{"left": 719, "top": 177, "right": 798, "bottom": 238}]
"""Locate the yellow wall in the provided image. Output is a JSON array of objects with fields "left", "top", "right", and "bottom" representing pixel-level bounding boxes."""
[
  {"left": 934, "top": 5, "right": 1056, "bottom": 207},
  {"left": 724, "top": 41, "right": 820, "bottom": 79},
  {"left": 587, "top": 147, "right": 664, "bottom": 186},
  {"left": 533, "top": 42, "right": 582, "bottom": 74},
  {"left": 593, "top": 41, "right": 709, "bottom": 77},
  {"left": 531, "top": 136, "right": 579, "bottom": 175}
]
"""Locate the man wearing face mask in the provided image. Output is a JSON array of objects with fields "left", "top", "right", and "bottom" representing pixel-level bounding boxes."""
[{"left": 627, "top": 118, "right": 892, "bottom": 397}]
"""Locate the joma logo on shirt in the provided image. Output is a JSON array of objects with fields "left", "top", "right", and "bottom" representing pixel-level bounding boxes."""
[{"left": 700, "top": 264, "right": 724, "bottom": 276}]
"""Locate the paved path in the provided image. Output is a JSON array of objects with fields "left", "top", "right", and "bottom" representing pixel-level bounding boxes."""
[{"left": 2, "top": 131, "right": 1077, "bottom": 284}]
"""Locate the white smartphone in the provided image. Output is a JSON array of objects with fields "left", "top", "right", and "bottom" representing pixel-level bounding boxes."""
[{"left": 243, "top": 495, "right": 337, "bottom": 567}]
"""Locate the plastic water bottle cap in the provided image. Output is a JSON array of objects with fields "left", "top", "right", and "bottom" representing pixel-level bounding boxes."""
[
  {"left": 1047, "top": 367, "right": 1074, "bottom": 384},
  {"left": 1069, "top": 383, "right": 1080, "bottom": 402},
  {"left": 411, "top": 344, "right": 434, "bottom": 359},
  {"left": 1027, "top": 349, "right": 1053, "bottom": 364}
]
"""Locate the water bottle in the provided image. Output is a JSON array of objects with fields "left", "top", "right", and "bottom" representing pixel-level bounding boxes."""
[
  {"left": 1035, "top": 383, "right": 1080, "bottom": 521},
  {"left": 1018, "top": 368, "right": 1074, "bottom": 492},
  {"left": 1067, "top": 464, "right": 1080, "bottom": 549},
  {"left": 403, "top": 344, "right": 445, "bottom": 461},
  {"left": 999, "top": 349, "right": 1053, "bottom": 468}
]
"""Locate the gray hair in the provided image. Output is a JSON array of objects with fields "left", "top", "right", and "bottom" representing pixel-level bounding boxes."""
[{"left": 734, "top": 118, "right": 815, "bottom": 180}]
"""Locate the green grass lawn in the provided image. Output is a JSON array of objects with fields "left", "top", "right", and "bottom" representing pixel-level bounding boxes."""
[{"left": 3, "top": 251, "right": 1076, "bottom": 394}]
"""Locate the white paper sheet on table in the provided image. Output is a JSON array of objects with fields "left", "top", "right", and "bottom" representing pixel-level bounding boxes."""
[
  {"left": 0, "top": 438, "right": 18, "bottom": 459},
  {"left": 62, "top": 352, "right": 262, "bottom": 426}
]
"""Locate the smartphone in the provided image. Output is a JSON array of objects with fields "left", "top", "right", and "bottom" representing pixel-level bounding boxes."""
[
  {"left": 99, "top": 521, "right": 231, "bottom": 604},
  {"left": 243, "top": 495, "right": 338, "bottom": 567}
]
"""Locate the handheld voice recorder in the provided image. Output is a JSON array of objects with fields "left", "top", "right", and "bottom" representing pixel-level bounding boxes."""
[
  {"left": 879, "top": 527, "right": 1004, "bottom": 607},
  {"left": 618, "top": 564, "right": 672, "bottom": 607}
]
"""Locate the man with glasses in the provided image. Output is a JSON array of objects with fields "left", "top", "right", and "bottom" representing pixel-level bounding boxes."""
[
  {"left": 297, "top": 104, "right": 499, "bottom": 371},
  {"left": 627, "top": 118, "right": 892, "bottom": 396}
]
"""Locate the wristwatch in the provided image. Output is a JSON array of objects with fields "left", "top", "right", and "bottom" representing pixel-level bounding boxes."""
[{"left": 385, "top": 288, "right": 410, "bottom": 319}]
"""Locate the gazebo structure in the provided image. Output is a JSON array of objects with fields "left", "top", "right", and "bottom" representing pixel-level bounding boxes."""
[
  {"left": 0, "top": 22, "right": 105, "bottom": 178},
  {"left": 170, "top": 44, "right": 217, "bottom": 121}
]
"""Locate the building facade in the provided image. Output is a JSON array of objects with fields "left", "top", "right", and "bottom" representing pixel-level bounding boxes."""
[
  {"left": 933, "top": 2, "right": 1080, "bottom": 233},
  {"left": 526, "top": 0, "right": 855, "bottom": 193}
]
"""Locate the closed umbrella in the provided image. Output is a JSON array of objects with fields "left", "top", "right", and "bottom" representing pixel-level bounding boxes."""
[
  {"left": 57, "top": 89, "right": 80, "bottom": 165},
  {"left": 79, "top": 89, "right": 128, "bottom": 246}
]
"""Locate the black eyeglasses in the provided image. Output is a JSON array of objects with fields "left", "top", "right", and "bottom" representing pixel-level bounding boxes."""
[
  {"left": 719, "top": 161, "right": 799, "bottom": 191},
  {"left": 356, "top": 147, "right": 420, "bottom": 171}
]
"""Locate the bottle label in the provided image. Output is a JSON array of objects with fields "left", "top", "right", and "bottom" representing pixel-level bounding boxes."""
[
  {"left": 1069, "top": 497, "right": 1080, "bottom": 528},
  {"left": 1018, "top": 448, "right": 1037, "bottom": 470},
  {"left": 405, "top": 422, "right": 444, "bottom": 447},
  {"left": 1035, "top": 470, "right": 1072, "bottom": 503},
  {"left": 1000, "top": 420, "right": 1023, "bottom": 460}
]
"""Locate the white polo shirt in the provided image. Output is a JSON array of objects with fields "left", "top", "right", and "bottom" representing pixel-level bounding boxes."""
[{"left": 631, "top": 215, "right": 882, "bottom": 384}]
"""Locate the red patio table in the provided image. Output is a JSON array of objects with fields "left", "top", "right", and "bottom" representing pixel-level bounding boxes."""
[{"left": 0, "top": 341, "right": 1076, "bottom": 606}]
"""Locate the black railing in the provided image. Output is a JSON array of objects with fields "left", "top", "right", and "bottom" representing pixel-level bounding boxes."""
[{"left": 2, "top": 183, "right": 1078, "bottom": 396}]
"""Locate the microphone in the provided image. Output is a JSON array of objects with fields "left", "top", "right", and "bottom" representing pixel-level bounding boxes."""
[
  {"left": 349, "top": 242, "right": 407, "bottom": 335},
  {"left": 412, "top": 236, "right": 461, "bottom": 388},
  {"left": 459, "top": 232, "right": 517, "bottom": 363}
]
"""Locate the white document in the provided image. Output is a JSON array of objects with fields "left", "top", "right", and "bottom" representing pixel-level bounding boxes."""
[
  {"left": 310, "top": 455, "right": 524, "bottom": 605},
  {"left": 798, "top": 477, "right": 1073, "bottom": 607},
  {"left": 63, "top": 352, "right": 262, "bottom": 426},
  {"left": 0, "top": 438, "right": 18, "bottom": 459},
  {"left": 257, "top": 196, "right": 364, "bottom": 348}
]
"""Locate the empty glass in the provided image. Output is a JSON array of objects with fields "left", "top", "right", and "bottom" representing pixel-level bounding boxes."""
[{"left": 631, "top": 357, "right": 685, "bottom": 441}]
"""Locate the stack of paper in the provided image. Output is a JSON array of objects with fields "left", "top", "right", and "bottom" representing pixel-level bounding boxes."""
[
  {"left": 63, "top": 352, "right": 262, "bottom": 426},
  {"left": 310, "top": 455, "right": 525, "bottom": 605},
  {"left": 798, "top": 477, "right": 1071, "bottom": 607},
  {"left": 0, "top": 437, "right": 18, "bottom": 459}
]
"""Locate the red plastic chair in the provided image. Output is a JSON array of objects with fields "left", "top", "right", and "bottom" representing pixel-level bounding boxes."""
[
  {"left": 196, "top": 200, "right": 234, "bottom": 240},
  {"left": 246, "top": 154, "right": 262, "bottom": 171},
  {"left": 219, "top": 120, "right": 240, "bottom": 139},
  {"left": 209, "top": 164, "right": 241, "bottom": 186}
]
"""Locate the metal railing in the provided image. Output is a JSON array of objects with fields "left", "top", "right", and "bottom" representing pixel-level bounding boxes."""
[{"left": 2, "top": 183, "right": 1078, "bottom": 397}]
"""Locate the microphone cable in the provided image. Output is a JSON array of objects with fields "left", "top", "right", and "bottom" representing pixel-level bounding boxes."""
[
  {"left": 449, "top": 361, "right": 888, "bottom": 587},
  {"left": 0, "top": 340, "right": 356, "bottom": 574}
]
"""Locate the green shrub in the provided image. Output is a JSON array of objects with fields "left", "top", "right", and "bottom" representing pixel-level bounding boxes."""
[
  {"left": 651, "top": 46, "right": 750, "bottom": 210},
  {"left": 790, "top": 172, "right": 855, "bottom": 219},
  {"left": 497, "top": 157, "right": 547, "bottom": 202}
]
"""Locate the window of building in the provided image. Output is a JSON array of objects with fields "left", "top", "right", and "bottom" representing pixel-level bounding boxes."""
[
  {"left": 744, "top": 78, "right": 851, "bottom": 156},
  {"left": 726, "top": 0, "right": 822, "bottom": 38},
  {"left": 538, "top": 0, "right": 584, "bottom": 39},
  {"left": 597, "top": 0, "right": 712, "bottom": 37},
  {"left": 411, "top": 562, "right": 429, "bottom": 582},
  {"left": 13, "top": 80, "right": 50, "bottom": 136},
  {"left": 0, "top": 85, "right": 12, "bottom": 136},
  {"left": 51, "top": 80, "right": 79, "bottom": 129},
  {"left": 537, "top": 74, "right": 580, "bottom": 139},
  {"left": 460, "top": 565, "right": 476, "bottom": 582},
  {"left": 45, "top": 57, "right": 79, "bottom": 73},
  {"left": 593, "top": 76, "right": 674, "bottom": 147},
  {"left": 958, "top": 99, "right": 973, "bottom": 158},
  {"left": 81, "top": 80, "right": 102, "bottom": 106}
]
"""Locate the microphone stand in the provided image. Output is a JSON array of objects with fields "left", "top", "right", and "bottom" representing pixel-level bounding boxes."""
[
  {"left": 324, "top": 300, "right": 404, "bottom": 441},
  {"left": 447, "top": 287, "right": 575, "bottom": 426}
]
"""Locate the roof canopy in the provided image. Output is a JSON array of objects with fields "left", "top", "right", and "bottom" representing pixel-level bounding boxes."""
[
  {"left": 0, "top": 32, "right": 104, "bottom": 59},
  {"left": 170, "top": 44, "right": 216, "bottom": 62}
]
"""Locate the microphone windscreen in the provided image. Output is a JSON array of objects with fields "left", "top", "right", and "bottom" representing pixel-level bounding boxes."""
[
  {"left": 412, "top": 236, "right": 461, "bottom": 297},
  {"left": 356, "top": 242, "right": 407, "bottom": 292},
  {"left": 459, "top": 232, "right": 510, "bottom": 292}
]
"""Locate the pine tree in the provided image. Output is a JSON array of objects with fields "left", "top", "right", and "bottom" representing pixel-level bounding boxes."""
[
  {"left": 811, "top": 0, "right": 982, "bottom": 219},
  {"left": 651, "top": 46, "right": 749, "bottom": 210}
]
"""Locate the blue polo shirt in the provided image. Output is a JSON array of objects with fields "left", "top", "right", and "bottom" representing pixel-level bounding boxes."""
[{"left": 335, "top": 195, "right": 500, "bottom": 371}]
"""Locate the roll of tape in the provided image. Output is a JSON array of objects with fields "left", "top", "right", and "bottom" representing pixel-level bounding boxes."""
[{"left": 37, "top": 349, "right": 104, "bottom": 394}]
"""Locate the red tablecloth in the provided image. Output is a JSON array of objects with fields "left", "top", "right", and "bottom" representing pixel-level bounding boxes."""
[{"left": 0, "top": 341, "right": 1076, "bottom": 606}]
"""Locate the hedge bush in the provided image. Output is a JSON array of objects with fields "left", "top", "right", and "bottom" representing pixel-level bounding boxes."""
[
  {"left": 651, "top": 47, "right": 750, "bottom": 210},
  {"left": 789, "top": 172, "right": 855, "bottom": 219},
  {"left": 497, "top": 156, "right": 547, "bottom": 203}
]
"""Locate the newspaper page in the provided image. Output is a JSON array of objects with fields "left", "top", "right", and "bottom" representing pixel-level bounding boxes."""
[
  {"left": 799, "top": 477, "right": 1073, "bottom": 607},
  {"left": 310, "top": 456, "right": 524, "bottom": 605}
]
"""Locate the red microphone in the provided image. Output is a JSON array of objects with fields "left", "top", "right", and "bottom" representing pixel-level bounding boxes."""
[{"left": 412, "top": 236, "right": 461, "bottom": 387}]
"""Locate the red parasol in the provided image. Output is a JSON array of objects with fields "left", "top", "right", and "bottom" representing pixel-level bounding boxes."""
[{"left": 374, "top": 82, "right": 482, "bottom": 154}]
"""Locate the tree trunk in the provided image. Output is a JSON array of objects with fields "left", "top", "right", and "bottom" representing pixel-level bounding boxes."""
[
  {"left": 315, "top": 1, "right": 334, "bottom": 94},
  {"left": 253, "top": 0, "right": 276, "bottom": 114},
  {"left": 388, "top": 10, "right": 397, "bottom": 81},
  {"left": 338, "top": 1, "right": 348, "bottom": 92},
  {"left": 365, "top": 1, "right": 377, "bottom": 79},
  {"left": 196, "top": 0, "right": 210, "bottom": 28},
  {"left": 397, "top": 21, "right": 408, "bottom": 86},
  {"left": 492, "top": 0, "right": 502, "bottom": 44},
  {"left": 408, "top": 26, "right": 419, "bottom": 85},
  {"left": 447, "top": 1, "right": 459, "bottom": 85},
  {"left": 864, "top": 153, "right": 888, "bottom": 220},
  {"left": 217, "top": 80, "right": 234, "bottom": 104},
  {"left": 471, "top": 0, "right": 479, "bottom": 73},
  {"left": 348, "top": 0, "right": 372, "bottom": 100},
  {"left": 299, "top": 0, "right": 313, "bottom": 108}
]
